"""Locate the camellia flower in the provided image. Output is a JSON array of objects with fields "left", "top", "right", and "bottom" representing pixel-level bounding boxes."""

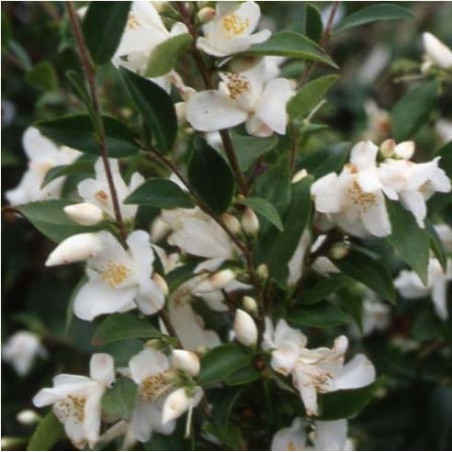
[
  {"left": 112, "top": 1, "right": 188, "bottom": 90},
  {"left": 2, "top": 331, "right": 47, "bottom": 376},
  {"left": 5, "top": 127, "right": 80, "bottom": 206},
  {"left": 78, "top": 158, "right": 144, "bottom": 223},
  {"left": 311, "top": 141, "right": 391, "bottom": 238},
  {"left": 271, "top": 417, "right": 349, "bottom": 451},
  {"left": 196, "top": 1, "right": 271, "bottom": 57},
  {"left": 186, "top": 58, "right": 295, "bottom": 137},
  {"left": 46, "top": 230, "right": 166, "bottom": 321},
  {"left": 33, "top": 354, "right": 115, "bottom": 449},
  {"left": 422, "top": 32, "right": 452, "bottom": 70},
  {"left": 394, "top": 258, "right": 452, "bottom": 321}
]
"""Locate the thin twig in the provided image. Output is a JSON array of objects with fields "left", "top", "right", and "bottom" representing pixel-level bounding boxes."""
[{"left": 65, "top": 1, "right": 127, "bottom": 244}]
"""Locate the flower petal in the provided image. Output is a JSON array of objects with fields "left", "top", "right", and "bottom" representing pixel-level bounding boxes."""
[{"left": 334, "top": 354, "right": 375, "bottom": 390}]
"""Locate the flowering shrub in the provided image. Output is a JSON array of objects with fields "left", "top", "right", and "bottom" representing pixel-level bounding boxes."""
[{"left": 2, "top": 2, "right": 452, "bottom": 451}]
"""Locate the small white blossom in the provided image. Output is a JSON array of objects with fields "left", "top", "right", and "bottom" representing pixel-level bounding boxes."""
[
  {"left": 422, "top": 32, "right": 452, "bottom": 70},
  {"left": 171, "top": 350, "right": 201, "bottom": 377},
  {"left": 162, "top": 386, "right": 203, "bottom": 425},
  {"left": 45, "top": 233, "right": 102, "bottom": 266},
  {"left": 33, "top": 354, "right": 115, "bottom": 449},
  {"left": 233, "top": 309, "right": 258, "bottom": 347}
]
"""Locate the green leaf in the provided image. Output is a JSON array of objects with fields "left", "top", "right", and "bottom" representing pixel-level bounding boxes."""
[
  {"left": 204, "top": 421, "right": 244, "bottom": 451},
  {"left": 333, "top": 250, "right": 396, "bottom": 303},
  {"left": 289, "top": 301, "right": 350, "bottom": 328},
  {"left": 188, "top": 137, "right": 234, "bottom": 215},
  {"left": 92, "top": 313, "right": 163, "bottom": 346},
  {"left": 391, "top": 80, "right": 440, "bottom": 141},
  {"left": 238, "top": 197, "right": 284, "bottom": 232},
  {"left": 121, "top": 68, "right": 177, "bottom": 153},
  {"left": 125, "top": 177, "right": 194, "bottom": 208},
  {"left": 435, "top": 141, "right": 452, "bottom": 178},
  {"left": 165, "top": 260, "right": 202, "bottom": 293},
  {"left": 244, "top": 31, "right": 338, "bottom": 68},
  {"left": 306, "top": 3, "right": 323, "bottom": 42},
  {"left": 426, "top": 221, "right": 448, "bottom": 272},
  {"left": 299, "top": 143, "right": 350, "bottom": 178},
  {"left": 26, "top": 61, "right": 58, "bottom": 91},
  {"left": 1, "top": 11, "right": 12, "bottom": 47},
  {"left": 287, "top": 74, "right": 339, "bottom": 120},
  {"left": 36, "top": 114, "right": 138, "bottom": 157},
  {"left": 66, "top": 70, "right": 96, "bottom": 119},
  {"left": 231, "top": 132, "right": 278, "bottom": 171},
  {"left": 102, "top": 377, "right": 137, "bottom": 420},
  {"left": 198, "top": 344, "right": 253, "bottom": 386},
  {"left": 145, "top": 432, "right": 189, "bottom": 451},
  {"left": 224, "top": 364, "right": 261, "bottom": 386},
  {"left": 146, "top": 33, "right": 193, "bottom": 77},
  {"left": 16, "top": 200, "right": 100, "bottom": 243},
  {"left": 301, "top": 274, "right": 351, "bottom": 305},
  {"left": 42, "top": 158, "right": 95, "bottom": 188},
  {"left": 385, "top": 200, "right": 430, "bottom": 284},
  {"left": 82, "top": 1, "right": 131, "bottom": 65},
  {"left": 334, "top": 4, "right": 414, "bottom": 34},
  {"left": 317, "top": 378, "right": 385, "bottom": 420},
  {"left": 27, "top": 411, "right": 64, "bottom": 451}
]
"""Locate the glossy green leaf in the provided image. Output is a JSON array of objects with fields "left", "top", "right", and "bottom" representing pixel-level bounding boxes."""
[
  {"left": 306, "top": 3, "right": 323, "bottom": 42},
  {"left": 146, "top": 33, "right": 192, "bottom": 77},
  {"left": 92, "top": 313, "right": 163, "bottom": 346},
  {"left": 16, "top": 200, "right": 100, "bottom": 243},
  {"left": 27, "top": 411, "right": 64, "bottom": 451},
  {"left": 102, "top": 377, "right": 137, "bottom": 420},
  {"left": 125, "top": 178, "right": 194, "bottom": 208},
  {"left": 289, "top": 301, "right": 350, "bottom": 328},
  {"left": 239, "top": 197, "right": 284, "bottom": 232},
  {"left": 386, "top": 200, "right": 430, "bottom": 284},
  {"left": 299, "top": 143, "right": 350, "bottom": 178},
  {"left": 224, "top": 364, "right": 261, "bottom": 386},
  {"left": 334, "top": 4, "right": 414, "bottom": 34},
  {"left": 391, "top": 80, "right": 440, "bottom": 141},
  {"left": 188, "top": 137, "right": 234, "bottom": 215},
  {"left": 165, "top": 260, "right": 202, "bottom": 293},
  {"left": 42, "top": 158, "right": 95, "bottom": 188},
  {"left": 301, "top": 274, "right": 351, "bottom": 305},
  {"left": 66, "top": 70, "right": 96, "bottom": 119},
  {"left": 82, "top": 1, "right": 131, "bottom": 65},
  {"left": 26, "top": 61, "right": 58, "bottom": 91},
  {"left": 287, "top": 74, "right": 339, "bottom": 120},
  {"left": 121, "top": 68, "right": 177, "bottom": 153},
  {"left": 231, "top": 132, "right": 278, "bottom": 171},
  {"left": 36, "top": 114, "right": 138, "bottom": 157},
  {"left": 245, "top": 31, "right": 337, "bottom": 68},
  {"left": 333, "top": 250, "right": 396, "bottom": 303}
]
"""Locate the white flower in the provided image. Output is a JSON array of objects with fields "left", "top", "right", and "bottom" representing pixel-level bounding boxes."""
[
  {"left": 311, "top": 141, "right": 391, "bottom": 238},
  {"left": 2, "top": 331, "right": 47, "bottom": 376},
  {"left": 435, "top": 119, "right": 452, "bottom": 143},
  {"left": 435, "top": 224, "right": 452, "bottom": 253},
  {"left": 171, "top": 350, "right": 200, "bottom": 377},
  {"left": 64, "top": 203, "right": 104, "bottom": 226},
  {"left": 271, "top": 417, "right": 349, "bottom": 451},
  {"left": 33, "top": 354, "right": 115, "bottom": 449},
  {"left": 162, "top": 386, "right": 203, "bottom": 425},
  {"left": 287, "top": 230, "right": 311, "bottom": 287},
  {"left": 5, "top": 127, "right": 80, "bottom": 206},
  {"left": 186, "top": 59, "right": 295, "bottom": 137},
  {"left": 395, "top": 258, "right": 452, "bottom": 321},
  {"left": 422, "top": 32, "right": 452, "bottom": 70},
  {"left": 47, "top": 230, "right": 165, "bottom": 320},
  {"left": 233, "top": 309, "right": 258, "bottom": 347},
  {"left": 350, "top": 293, "right": 390, "bottom": 338},
  {"left": 112, "top": 1, "right": 188, "bottom": 90},
  {"left": 78, "top": 158, "right": 144, "bottom": 223},
  {"left": 197, "top": 1, "right": 271, "bottom": 57}
]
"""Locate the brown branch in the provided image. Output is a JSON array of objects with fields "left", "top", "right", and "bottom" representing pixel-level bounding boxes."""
[{"left": 65, "top": 1, "right": 127, "bottom": 244}]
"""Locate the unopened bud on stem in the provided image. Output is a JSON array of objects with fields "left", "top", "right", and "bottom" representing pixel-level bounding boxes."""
[
  {"left": 197, "top": 6, "right": 216, "bottom": 24},
  {"left": 195, "top": 269, "right": 235, "bottom": 293},
  {"left": 172, "top": 350, "right": 200, "bottom": 377},
  {"left": 234, "top": 309, "right": 258, "bottom": 347},
  {"left": 64, "top": 203, "right": 103, "bottom": 226},
  {"left": 242, "top": 296, "right": 258, "bottom": 314},
  {"left": 16, "top": 409, "right": 40, "bottom": 426},
  {"left": 45, "top": 233, "right": 101, "bottom": 266},
  {"left": 242, "top": 207, "right": 259, "bottom": 236},
  {"left": 221, "top": 213, "right": 241, "bottom": 234}
]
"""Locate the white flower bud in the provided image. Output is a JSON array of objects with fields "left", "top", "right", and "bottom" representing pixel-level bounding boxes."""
[
  {"left": 221, "top": 213, "right": 241, "bottom": 234},
  {"left": 241, "top": 207, "right": 259, "bottom": 235},
  {"left": 171, "top": 350, "right": 200, "bottom": 377},
  {"left": 422, "top": 32, "right": 452, "bottom": 69},
  {"left": 242, "top": 296, "right": 258, "bottom": 314},
  {"left": 16, "top": 409, "right": 40, "bottom": 426},
  {"left": 291, "top": 169, "right": 308, "bottom": 184},
  {"left": 197, "top": 6, "right": 216, "bottom": 24},
  {"left": 394, "top": 141, "right": 415, "bottom": 160},
  {"left": 233, "top": 309, "right": 258, "bottom": 347},
  {"left": 195, "top": 269, "right": 235, "bottom": 293},
  {"left": 329, "top": 243, "right": 349, "bottom": 260},
  {"left": 45, "top": 233, "right": 102, "bottom": 266},
  {"left": 152, "top": 273, "right": 169, "bottom": 297},
  {"left": 64, "top": 203, "right": 103, "bottom": 226},
  {"left": 162, "top": 388, "right": 191, "bottom": 424},
  {"left": 257, "top": 263, "right": 269, "bottom": 280},
  {"left": 90, "top": 353, "right": 115, "bottom": 387},
  {"left": 380, "top": 139, "right": 396, "bottom": 159}
]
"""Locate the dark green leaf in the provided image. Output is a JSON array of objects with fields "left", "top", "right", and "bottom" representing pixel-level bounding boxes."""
[
  {"left": 65, "top": 276, "right": 88, "bottom": 337},
  {"left": 66, "top": 70, "right": 96, "bottom": 119},
  {"left": 299, "top": 143, "right": 350, "bottom": 178},
  {"left": 334, "top": 4, "right": 414, "bottom": 34},
  {"left": 26, "top": 61, "right": 58, "bottom": 91},
  {"left": 166, "top": 260, "right": 202, "bottom": 293},
  {"left": 391, "top": 80, "right": 440, "bottom": 141},
  {"left": 188, "top": 137, "right": 234, "bottom": 215},
  {"left": 231, "top": 132, "right": 278, "bottom": 171},
  {"left": 385, "top": 200, "right": 430, "bottom": 284},
  {"left": 244, "top": 31, "right": 337, "bottom": 68},
  {"left": 301, "top": 274, "right": 351, "bottom": 305},
  {"left": 428, "top": 386, "right": 452, "bottom": 450},
  {"left": 92, "top": 313, "right": 163, "bottom": 346},
  {"left": 42, "top": 159, "right": 95, "bottom": 188},
  {"left": 16, "top": 200, "right": 100, "bottom": 243},
  {"left": 1, "top": 11, "right": 12, "bottom": 47},
  {"left": 289, "top": 301, "right": 350, "bottom": 328},
  {"left": 238, "top": 197, "right": 284, "bottom": 232},
  {"left": 102, "top": 377, "right": 137, "bottom": 420},
  {"left": 146, "top": 33, "right": 193, "bottom": 77},
  {"left": 224, "top": 364, "right": 261, "bottom": 386},
  {"left": 8, "top": 40, "right": 32, "bottom": 70},
  {"left": 204, "top": 421, "right": 244, "bottom": 451},
  {"left": 36, "top": 114, "right": 138, "bottom": 157},
  {"left": 82, "top": 1, "right": 131, "bottom": 65},
  {"left": 317, "top": 378, "right": 385, "bottom": 420},
  {"left": 435, "top": 141, "right": 452, "bottom": 178},
  {"left": 27, "top": 411, "right": 64, "bottom": 451},
  {"left": 306, "top": 3, "right": 323, "bottom": 42},
  {"left": 145, "top": 432, "right": 189, "bottom": 451},
  {"left": 333, "top": 250, "right": 396, "bottom": 303},
  {"left": 121, "top": 68, "right": 177, "bottom": 153},
  {"left": 287, "top": 74, "right": 339, "bottom": 120},
  {"left": 198, "top": 344, "right": 252, "bottom": 386},
  {"left": 125, "top": 177, "right": 194, "bottom": 208},
  {"left": 426, "top": 221, "right": 447, "bottom": 272}
]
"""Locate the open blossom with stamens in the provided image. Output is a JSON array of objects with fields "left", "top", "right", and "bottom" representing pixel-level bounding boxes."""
[
  {"left": 78, "top": 158, "right": 144, "bottom": 223},
  {"left": 5, "top": 127, "right": 80, "bottom": 206},
  {"left": 33, "top": 354, "right": 115, "bottom": 449},
  {"left": 186, "top": 58, "right": 295, "bottom": 137},
  {"left": 46, "top": 230, "right": 165, "bottom": 321},
  {"left": 311, "top": 141, "right": 391, "bottom": 238},
  {"left": 197, "top": 1, "right": 271, "bottom": 57}
]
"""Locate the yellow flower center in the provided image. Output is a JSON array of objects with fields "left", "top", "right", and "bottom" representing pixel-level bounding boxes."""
[
  {"left": 56, "top": 394, "right": 87, "bottom": 423},
  {"left": 226, "top": 73, "right": 250, "bottom": 100},
  {"left": 95, "top": 190, "right": 109, "bottom": 202},
  {"left": 127, "top": 13, "right": 140, "bottom": 30},
  {"left": 140, "top": 373, "right": 171, "bottom": 402},
  {"left": 222, "top": 13, "right": 249, "bottom": 36},
  {"left": 101, "top": 262, "right": 130, "bottom": 288},
  {"left": 348, "top": 180, "right": 377, "bottom": 210}
]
